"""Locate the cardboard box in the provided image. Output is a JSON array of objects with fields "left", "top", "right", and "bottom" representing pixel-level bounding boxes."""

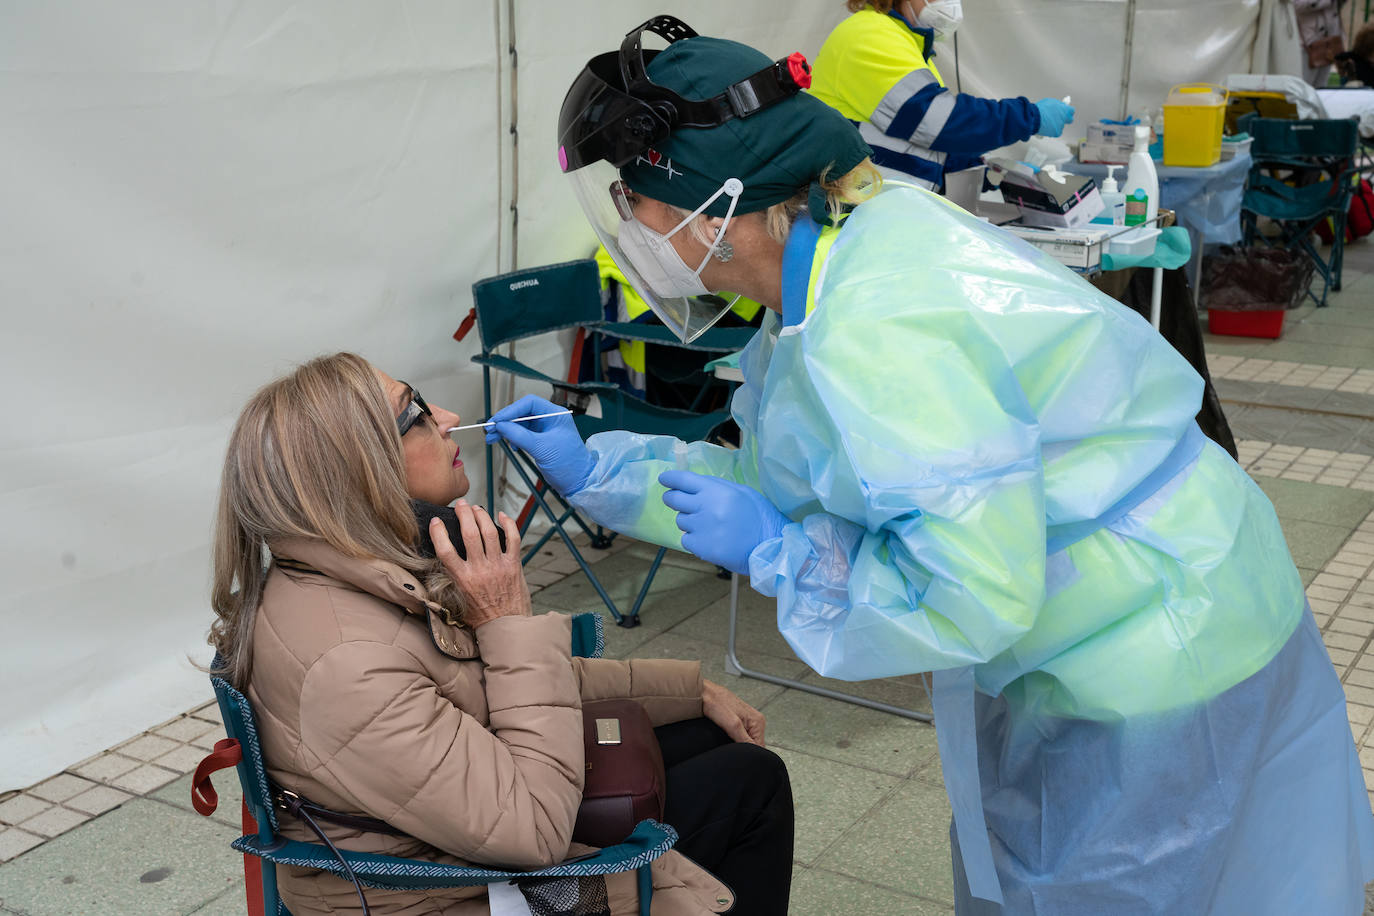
[
  {"left": 986, "top": 160, "right": 1105, "bottom": 229},
  {"left": 1087, "top": 122, "right": 1139, "bottom": 154},
  {"left": 1004, "top": 225, "right": 1111, "bottom": 271},
  {"left": 1078, "top": 140, "right": 1131, "bottom": 165}
]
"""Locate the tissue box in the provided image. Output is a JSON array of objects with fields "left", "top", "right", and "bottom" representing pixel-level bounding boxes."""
[{"left": 986, "top": 160, "right": 1105, "bottom": 229}]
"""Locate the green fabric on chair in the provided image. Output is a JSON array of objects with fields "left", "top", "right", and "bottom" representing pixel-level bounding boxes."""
[{"left": 1238, "top": 114, "right": 1359, "bottom": 307}]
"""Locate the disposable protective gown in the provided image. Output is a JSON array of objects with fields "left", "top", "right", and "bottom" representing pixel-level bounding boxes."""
[{"left": 569, "top": 185, "right": 1374, "bottom": 913}]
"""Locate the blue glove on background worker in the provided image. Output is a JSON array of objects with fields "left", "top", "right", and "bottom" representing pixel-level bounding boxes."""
[
  {"left": 1033, "top": 98, "right": 1075, "bottom": 137},
  {"left": 485, "top": 394, "right": 592, "bottom": 496},
  {"left": 659, "top": 470, "right": 788, "bottom": 575}
]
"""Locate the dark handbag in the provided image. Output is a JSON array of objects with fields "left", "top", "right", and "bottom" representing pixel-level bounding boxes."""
[{"left": 572, "top": 700, "right": 666, "bottom": 848}]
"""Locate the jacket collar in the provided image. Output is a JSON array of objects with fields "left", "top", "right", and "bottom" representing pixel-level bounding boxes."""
[
  {"left": 885, "top": 9, "right": 937, "bottom": 60},
  {"left": 271, "top": 537, "right": 437, "bottom": 617},
  {"left": 271, "top": 537, "right": 478, "bottom": 658}
]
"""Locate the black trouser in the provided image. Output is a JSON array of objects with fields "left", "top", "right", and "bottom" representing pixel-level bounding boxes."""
[{"left": 653, "top": 718, "right": 794, "bottom": 916}]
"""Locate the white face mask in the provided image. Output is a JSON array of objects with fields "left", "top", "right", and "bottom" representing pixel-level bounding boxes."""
[
  {"left": 613, "top": 177, "right": 744, "bottom": 302},
  {"left": 915, "top": 0, "right": 963, "bottom": 40},
  {"left": 617, "top": 217, "right": 711, "bottom": 300}
]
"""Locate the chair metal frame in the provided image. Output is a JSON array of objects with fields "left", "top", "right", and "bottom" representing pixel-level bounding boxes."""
[
  {"left": 201, "top": 613, "right": 674, "bottom": 916},
  {"left": 722, "top": 573, "right": 934, "bottom": 723}
]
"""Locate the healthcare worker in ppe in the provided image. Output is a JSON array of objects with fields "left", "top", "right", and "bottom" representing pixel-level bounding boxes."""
[
  {"left": 496, "top": 16, "right": 1374, "bottom": 915},
  {"left": 809, "top": 0, "right": 1074, "bottom": 190}
]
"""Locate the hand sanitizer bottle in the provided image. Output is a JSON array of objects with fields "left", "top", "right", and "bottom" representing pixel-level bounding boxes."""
[
  {"left": 1124, "top": 124, "right": 1159, "bottom": 234},
  {"left": 1099, "top": 165, "right": 1126, "bottom": 226}
]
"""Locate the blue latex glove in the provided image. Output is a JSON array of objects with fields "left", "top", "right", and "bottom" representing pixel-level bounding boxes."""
[
  {"left": 485, "top": 395, "right": 593, "bottom": 496},
  {"left": 659, "top": 470, "right": 788, "bottom": 575},
  {"left": 1034, "top": 98, "right": 1075, "bottom": 138}
]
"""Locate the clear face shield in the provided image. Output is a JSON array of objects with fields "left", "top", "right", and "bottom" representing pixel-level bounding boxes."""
[
  {"left": 556, "top": 15, "right": 812, "bottom": 342},
  {"left": 566, "top": 161, "right": 742, "bottom": 343}
]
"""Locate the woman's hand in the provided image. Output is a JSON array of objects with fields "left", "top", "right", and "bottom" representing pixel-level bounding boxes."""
[
  {"left": 703, "top": 679, "right": 766, "bottom": 746},
  {"left": 429, "top": 500, "right": 531, "bottom": 628}
]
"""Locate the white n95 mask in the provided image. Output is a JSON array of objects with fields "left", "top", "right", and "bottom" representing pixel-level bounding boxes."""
[
  {"left": 613, "top": 176, "right": 745, "bottom": 302},
  {"left": 918, "top": 0, "right": 963, "bottom": 39},
  {"left": 616, "top": 217, "right": 712, "bottom": 300}
]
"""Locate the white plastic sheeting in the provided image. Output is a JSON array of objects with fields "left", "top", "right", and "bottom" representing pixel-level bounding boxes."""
[
  {"left": 0, "top": 1, "right": 505, "bottom": 790},
  {"left": 0, "top": 1, "right": 1300, "bottom": 791},
  {"left": 956, "top": 0, "right": 1301, "bottom": 133}
]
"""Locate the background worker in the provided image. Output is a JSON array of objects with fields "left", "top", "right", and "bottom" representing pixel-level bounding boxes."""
[{"left": 809, "top": 0, "right": 1074, "bottom": 190}]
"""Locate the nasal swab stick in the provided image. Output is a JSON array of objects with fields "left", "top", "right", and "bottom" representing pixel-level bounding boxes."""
[{"left": 447, "top": 409, "right": 573, "bottom": 433}]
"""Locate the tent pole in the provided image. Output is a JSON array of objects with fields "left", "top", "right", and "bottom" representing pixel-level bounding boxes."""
[{"left": 1119, "top": 0, "right": 1137, "bottom": 119}]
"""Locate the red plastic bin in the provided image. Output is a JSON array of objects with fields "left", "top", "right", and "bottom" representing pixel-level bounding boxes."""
[{"left": 1206, "top": 308, "right": 1286, "bottom": 339}]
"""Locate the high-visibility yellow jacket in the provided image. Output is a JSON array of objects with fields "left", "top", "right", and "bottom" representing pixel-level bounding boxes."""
[{"left": 809, "top": 7, "right": 1040, "bottom": 190}]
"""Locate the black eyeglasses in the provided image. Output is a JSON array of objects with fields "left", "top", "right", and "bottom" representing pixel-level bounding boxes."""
[{"left": 394, "top": 382, "right": 434, "bottom": 437}]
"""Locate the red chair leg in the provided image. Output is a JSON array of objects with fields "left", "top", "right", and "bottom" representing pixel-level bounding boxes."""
[{"left": 242, "top": 800, "right": 265, "bottom": 916}]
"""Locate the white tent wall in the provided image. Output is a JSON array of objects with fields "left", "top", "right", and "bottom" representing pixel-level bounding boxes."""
[
  {"left": 0, "top": 1, "right": 507, "bottom": 791},
  {"left": 956, "top": 0, "right": 1301, "bottom": 134},
  {"left": 0, "top": 0, "right": 1302, "bottom": 792}
]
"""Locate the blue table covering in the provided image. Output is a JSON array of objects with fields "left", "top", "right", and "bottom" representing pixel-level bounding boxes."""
[{"left": 1070, "top": 153, "right": 1251, "bottom": 247}]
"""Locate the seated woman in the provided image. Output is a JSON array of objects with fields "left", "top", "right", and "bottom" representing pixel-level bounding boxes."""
[{"left": 208, "top": 352, "right": 793, "bottom": 915}]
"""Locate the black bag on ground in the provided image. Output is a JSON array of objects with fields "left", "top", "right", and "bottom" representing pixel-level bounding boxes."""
[
  {"left": 1201, "top": 245, "right": 1314, "bottom": 311},
  {"left": 1115, "top": 267, "right": 1239, "bottom": 460}
]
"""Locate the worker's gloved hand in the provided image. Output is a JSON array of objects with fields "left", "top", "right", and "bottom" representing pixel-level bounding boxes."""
[
  {"left": 485, "top": 395, "right": 593, "bottom": 496},
  {"left": 1034, "top": 98, "right": 1075, "bottom": 137},
  {"left": 659, "top": 470, "right": 788, "bottom": 575}
]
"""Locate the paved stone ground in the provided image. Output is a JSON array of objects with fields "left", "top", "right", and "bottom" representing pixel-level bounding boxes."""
[{"left": 8, "top": 249, "right": 1374, "bottom": 914}]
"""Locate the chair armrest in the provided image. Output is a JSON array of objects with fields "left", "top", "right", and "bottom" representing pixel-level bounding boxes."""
[
  {"left": 595, "top": 322, "right": 756, "bottom": 352},
  {"left": 470, "top": 354, "right": 621, "bottom": 396},
  {"left": 232, "top": 819, "right": 677, "bottom": 891}
]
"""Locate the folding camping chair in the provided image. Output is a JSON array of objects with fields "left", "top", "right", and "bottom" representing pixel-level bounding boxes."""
[
  {"left": 1239, "top": 113, "right": 1360, "bottom": 307},
  {"left": 458, "top": 259, "right": 753, "bottom": 627},
  {"left": 191, "top": 613, "right": 676, "bottom": 916}
]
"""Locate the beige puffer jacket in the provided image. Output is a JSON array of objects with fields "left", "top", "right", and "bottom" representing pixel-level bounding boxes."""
[{"left": 248, "top": 538, "right": 734, "bottom": 915}]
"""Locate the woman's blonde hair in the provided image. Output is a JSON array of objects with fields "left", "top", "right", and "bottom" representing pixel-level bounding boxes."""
[
  {"left": 763, "top": 159, "right": 883, "bottom": 243},
  {"left": 848, "top": 0, "right": 897, "bottom": 12},
  {"left": 209, "top": 352, "right": 461, "bottom": 688},
  {"left": 671, "top": 158, "right": 883, "bottom": 247}
]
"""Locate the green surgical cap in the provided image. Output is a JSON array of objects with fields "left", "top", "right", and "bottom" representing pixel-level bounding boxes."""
[{"left": 619, "top": 37, "right": 872, "bottom": 219}]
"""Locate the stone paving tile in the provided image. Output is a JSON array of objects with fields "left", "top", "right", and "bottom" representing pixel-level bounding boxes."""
[
  {"left": 0, "top": 799, "right": 241, "bottom": 915},
  {"left": 115, "top": 734, "right": 180, "bottom": 763},
  {"left": 1212, "top": 357, "right": 1374, "bottom": 393},
  {"left": 0, "top": 827, "right": 44, "bottom": 863},
  {"left": 27, "top": 774, "right": 97, "bottom": 805},
  {"left": 153, "top": 744, "right": 212, "bottom": 775},
  {"left": 109, "top": 763, "right": 180, "bottom": 795},
  {"left": 16, "top": 805, "right": 89, "bottom": 839},
  {"left": 0, "top": 794, "right": 51, "bottom": 826},
  {"left": 152, "top": 716, "right": 218, "bottom": 744},
  {"left": 64, "top": 785, "right": 132, "bottom": 817},
  {"left": 71, "top": 752, "right": 140, "bottom": 783}
]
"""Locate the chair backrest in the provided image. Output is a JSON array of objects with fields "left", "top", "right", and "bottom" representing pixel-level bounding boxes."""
[
  {"left": 210, "top": 654, "right": 286, "bottom": 916},
  {"left": 471, "top": 259, "right": 603, "bottom": 351},
  {"left": 1240, "top": 114, "right": 1358, "bottom": 160}
]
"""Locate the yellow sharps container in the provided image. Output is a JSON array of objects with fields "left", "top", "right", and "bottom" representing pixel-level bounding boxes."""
[{"left": 1163, "top": 84, "right": 1228, "bottom": 167}]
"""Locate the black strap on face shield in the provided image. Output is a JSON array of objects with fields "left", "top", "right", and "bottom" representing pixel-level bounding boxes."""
[{"left": 557, "top": 14, "right": 813, "bottom": 171}]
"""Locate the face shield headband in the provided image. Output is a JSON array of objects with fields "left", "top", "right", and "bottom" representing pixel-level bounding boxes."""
[{"left": 556, "top": 14, "right": 812, "bottom": 173}]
